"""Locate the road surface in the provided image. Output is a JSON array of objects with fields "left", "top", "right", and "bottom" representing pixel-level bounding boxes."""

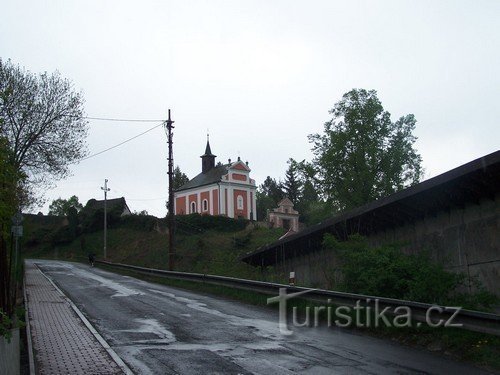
[{"left": 34, "top": 260, "right": 491, "bottom": 374}]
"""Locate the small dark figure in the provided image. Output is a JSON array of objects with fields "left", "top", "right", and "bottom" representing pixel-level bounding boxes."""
[{"left": 88, "top": 253, "right": 95, "bottom": 267}]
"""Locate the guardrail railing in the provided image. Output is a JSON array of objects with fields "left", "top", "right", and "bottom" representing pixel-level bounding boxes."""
[{"left": 96, "top": 260, "right": 499, "bottom": 336}]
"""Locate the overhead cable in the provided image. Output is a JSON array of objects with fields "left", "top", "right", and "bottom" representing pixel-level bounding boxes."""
[{"left": 79, "top": 122, "right": 164, "bottom": 162}]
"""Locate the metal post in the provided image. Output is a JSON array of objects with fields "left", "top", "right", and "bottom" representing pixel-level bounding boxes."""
[
  {"left": 101, "top": 179, "right": 110, "bottom": 259},
  {"left": 164, "top": 109, "right": 175, "bottom": 271}
]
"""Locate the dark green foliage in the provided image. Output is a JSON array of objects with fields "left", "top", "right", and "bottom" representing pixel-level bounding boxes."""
[
  {"left": 79, "top": 200, "right": 123, "bottom": 233},
  {"left": 173, "top": 166, "right": 189, "bottom": 189},
  {"left": 256, "top": 176, "right": 284, "bottom": 220},
  {"left": 323, "top": 234, "right": 497, "bottom": 310},
  {"left": 300, "top": 200, "right": 332, "bottom": 226},
  {"left": 233, "top": 231, "right": 252, "bottom": 248},
  {"left": 259, "top": 176, "right": 284, "bottom": 203},
  {"left": 50, "top": 225, "right": 77, "bottom": 246},
  {"left": 0, "top": 136, "right": 24, "bottom": 325},
  {"left": 48, "top": 195, "right": 83, "bottom": 216},
  {"left": 48, "top": 207, "right": 80, "bottom": 246},
  {"left": 290, "top": 159, "right": 326, "bottom": 225},
  {"left": 255, "top": 192, "right": 275, "bottom": 221},
  {"left": 176, "top": 214, "right": 248, "bottom": 234},
  {"left": 120, "top": 214, "right": 158, "bottom": 232},
  {"left": 282, "top": 159, "right": 303, "bottom": 205},
  {"left": 79, "top": 208, "right": 105, "bottom": 233},
  {"left": 309, "top": 89, "right": 423, "bottom": 211}
]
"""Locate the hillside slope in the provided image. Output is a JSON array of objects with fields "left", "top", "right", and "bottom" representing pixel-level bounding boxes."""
[{"left": 22, "top": 213, "right": 286, "bottom": 280}]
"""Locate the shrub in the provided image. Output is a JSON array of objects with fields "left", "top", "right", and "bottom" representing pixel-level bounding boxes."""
[
  {"left": 50, "top": 225, "right": 77, "bottom": 246},
  {"left": 175, "top": 214, "right": 248, "bottom": 234},
  {"left": 120, "top": 214, "right": 157, "bottom": 231},
  {"left": 322, "top": 234, "right": 497, "bottom": 309}
]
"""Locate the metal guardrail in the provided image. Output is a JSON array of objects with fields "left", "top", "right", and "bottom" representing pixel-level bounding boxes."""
[{"left": 96, "top": 260, "right": 500, "bottom": 336}]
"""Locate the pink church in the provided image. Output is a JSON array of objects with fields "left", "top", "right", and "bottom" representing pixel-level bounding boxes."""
[{"left": 174, "top": 140, "right": 257, "bottom": 220}]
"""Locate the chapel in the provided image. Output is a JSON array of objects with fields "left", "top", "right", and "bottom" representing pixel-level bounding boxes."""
[{"left": 174, "top": 139, "right": 257, "bottom": 220}]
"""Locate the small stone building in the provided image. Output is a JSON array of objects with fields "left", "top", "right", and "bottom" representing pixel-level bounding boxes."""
[{"left": 268, "top": 198, "right": 299, "bottom": 232}]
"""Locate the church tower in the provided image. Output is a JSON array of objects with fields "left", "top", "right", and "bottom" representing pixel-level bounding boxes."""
[{"left": 200, "top": 136, "right": 216, "bottom": 173}]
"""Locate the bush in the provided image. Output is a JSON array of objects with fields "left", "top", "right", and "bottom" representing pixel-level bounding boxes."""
[
  {"left": 322, "top": 234, "right": 497, "bottom": 309},
  {"left": 175, "top": 214, "right": 248, "bottom": 234},
  {"left": 233, "top": 232, "right": 252, "bottom": 248},
  {"left": 50, "top": 225, "right": 78, "bottom": 246},
  {"left": 120, "top": 214, "right": 157, "bottom": 231},
  {"left": 80, "top": 206, "right": 122, "bottom": 233}
]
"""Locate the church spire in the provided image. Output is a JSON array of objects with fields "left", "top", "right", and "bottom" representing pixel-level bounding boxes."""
[
  {"left": 200, "top": 134, "right": 216, "bottom": 173},
  {"left": 204, "top": 133, "right": 214, "bottom": 156}
]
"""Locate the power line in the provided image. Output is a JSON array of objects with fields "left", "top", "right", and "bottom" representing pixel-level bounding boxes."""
[
  {"left": 79, "top": 122, "right": 164, "bottom": 162},
  {"left": 127, "top": 196, "right": 169, "bottom": 201},
  {"left": 83, "top": 116, "right": 164, "bottom": 123},
  {"left": 56, "top": 114, "right": 165, "bottom": 123}
]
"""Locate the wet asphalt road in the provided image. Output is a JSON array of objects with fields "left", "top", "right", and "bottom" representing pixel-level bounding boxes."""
[{"left": 35, "top": 260, "right": 491, "bottom": 374}]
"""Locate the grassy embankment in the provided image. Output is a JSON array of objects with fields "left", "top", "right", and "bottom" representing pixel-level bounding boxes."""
[{"left": 21, "top": 213, "right": 286, "bottom": 280}]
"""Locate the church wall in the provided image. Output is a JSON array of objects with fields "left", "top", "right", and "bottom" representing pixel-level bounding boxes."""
[
  {"left": 200, "top": 191, "right": 210, "bottom": 214},
  {"left": 212, "top": 189, "right": 219, "bottom": 215},
  {"left": 233, "top": 189, "right": 248, "bottom": 219},
  {"left": 188, "top": 194, "right": 197, "bottom": 213},
  {"left": 232, "top": 173, "right": 247, "bottom": 181},
  {"left": 175, "top": 196, "right": 186, "bottom": 215}
]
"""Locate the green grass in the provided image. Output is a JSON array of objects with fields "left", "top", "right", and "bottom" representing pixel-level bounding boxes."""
[{"left": 21, "top": 215, "right": 286, "bottom": 282}]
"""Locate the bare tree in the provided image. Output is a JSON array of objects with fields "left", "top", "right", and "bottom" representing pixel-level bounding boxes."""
[{"left": 0, "top": 59, "right": 88, "bottom": 206}]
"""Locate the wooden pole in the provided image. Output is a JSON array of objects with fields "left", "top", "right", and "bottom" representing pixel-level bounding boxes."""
[{"left": 165, "top": 110, "right": 175, "bottom": 270}]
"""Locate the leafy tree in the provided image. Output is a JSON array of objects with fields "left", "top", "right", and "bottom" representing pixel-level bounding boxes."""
[
  {"left": 255, "top": 191, "right": 275, "bottom": 221},
  {"left": 172, "top": 165, "right": 189, "bottom": 190},
  {"left": 309, "top": 89, "right": 422, "bottom": 211},
  {"left": 282, "top": 159, "right": 303, "bottom": 205},
  {"left": 48, "top": 195, "right": 83, "bottom": 216},
  {"left": 0, "top": 136, "right": 23, "bottom": 322},
  {"left": 256, "top": 176, "right": 284, "bottom": 220},
  {"left": 259, "top": 176, "right": 284, "bottom": 204},
  {"left": 166, "top": 166, "right": 190, "bottom": 214},
  {"left": 0, "top": 59, "right": 88, "bottom": 207}
]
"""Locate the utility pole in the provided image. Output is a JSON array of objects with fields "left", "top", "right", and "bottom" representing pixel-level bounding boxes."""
[
  {"left": 101, "top": 179, "right": 110, "bottom": 259},
  {"left": 164, "top": 109, "right": 175, "bottom": 271}
]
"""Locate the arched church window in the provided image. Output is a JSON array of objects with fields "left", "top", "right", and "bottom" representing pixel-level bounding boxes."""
[
  {"left": 203, "top": 199, "right": 208, "bottom": 211},
  {"left": 237, "top": 195, "right": 244, "bottom": 210},
  {"left": 190, "top": 201, "right": 196, "bottom": 213}
]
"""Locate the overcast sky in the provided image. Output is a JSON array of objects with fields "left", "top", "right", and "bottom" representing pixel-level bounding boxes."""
[{"left": 1, "top": 0, "right": 499, "bottom": 217}]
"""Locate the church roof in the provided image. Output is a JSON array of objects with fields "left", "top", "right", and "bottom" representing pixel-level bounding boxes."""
[
  {"left": 175, "top": 164, "right": 229, "bottom": 192},
  {"left": 200, "top": 140, "right": 216, "bottom": 157},
  {"left": 277, "top": 197, "right": 294, "bottom": 207}
]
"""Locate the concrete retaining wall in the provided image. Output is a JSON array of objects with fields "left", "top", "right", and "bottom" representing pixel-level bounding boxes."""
[{"left": 271, "top": 194, "right": 499, "bottom": 296}]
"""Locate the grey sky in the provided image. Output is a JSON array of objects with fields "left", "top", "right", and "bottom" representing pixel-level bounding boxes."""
[{"left": 1, "top": 0, "right": 498, "bottom": 217}]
